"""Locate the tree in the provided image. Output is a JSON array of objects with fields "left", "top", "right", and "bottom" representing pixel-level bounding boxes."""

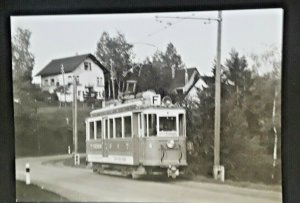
[
  {"left": 152, "top": 42, "right": 185, "bottom": 71},
  {"left": 133, "top": 43, "right": 185, "bottom": 100},
  {"left": 95, "top": 32, "right": 134, "bottom": 98},
  {"left": 12, "top": 28, "right": 35, "bottom": 82},
  {"left": 249, "top": 46, "right": 281, "bottom": 180},
  {"left": 223, "top": 49, "right": 253, "bottom": 106},
  {"left": 185, "top": 48, "right": 281, "bottom": 183},
  {"left": 12, "top": 27, "right": 40, "bottom": 156},
  {"left": 12, "top": 27, "right": 36, "bottom": 109}
]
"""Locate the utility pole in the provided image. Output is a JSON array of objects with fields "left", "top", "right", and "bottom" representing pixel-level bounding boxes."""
[
  {"left": 72, "top": 76, "right": 79, "bottom": 165},
  {"left": 61, "top": 64, "right": 69, "bottom": 125},
  {"left": 156, "top": 11, "right": 224, "bottom": 181}
]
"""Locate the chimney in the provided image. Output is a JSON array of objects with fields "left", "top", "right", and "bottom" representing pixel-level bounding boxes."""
[{"left": 185, "top": 68, "right": 188, "bottom": 85}]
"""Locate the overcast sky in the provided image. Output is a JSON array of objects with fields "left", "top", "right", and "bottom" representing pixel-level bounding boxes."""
[{"left": 11, "top": 8, "right": 283, "bottom": 81}]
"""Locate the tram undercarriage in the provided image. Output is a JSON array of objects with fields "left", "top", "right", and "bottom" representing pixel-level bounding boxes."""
[{"left": 92, "top": 163, "right": 185, "bottom": 179}]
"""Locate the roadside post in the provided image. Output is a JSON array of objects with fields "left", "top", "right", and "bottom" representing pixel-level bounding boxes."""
[
  {"left": 68, "top": 146, "right": 71, "bottom": 154},
  {"left": 25, "top": 163, "right": 30, "bottom": 185},
  {"left": 75, "top": 154, "right": 80, "bottom": 165}
]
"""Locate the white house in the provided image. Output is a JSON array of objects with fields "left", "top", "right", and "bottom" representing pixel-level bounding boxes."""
[{"left": 36, "top": 53, "right": 109, "bottom": 102}]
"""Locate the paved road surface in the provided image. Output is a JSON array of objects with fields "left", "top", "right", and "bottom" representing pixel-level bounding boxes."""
[{"left": 16, "top": 155, "right": 282, "bottom": 203}]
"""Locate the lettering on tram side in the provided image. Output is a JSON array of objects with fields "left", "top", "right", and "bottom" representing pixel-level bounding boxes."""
[
  {"left": 90, "top": 143, "right": 102, "bottom": 150},
  {"left": 113, "top": 156, "right": 127, "bottom": 162}
]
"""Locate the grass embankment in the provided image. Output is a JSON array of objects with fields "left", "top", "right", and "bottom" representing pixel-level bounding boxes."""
[
  {"left": 16, "top": 181, "right": 68, "bottom": 202},
  {"left": 15, "top": 104, "right": 91, "bottom": 157}
]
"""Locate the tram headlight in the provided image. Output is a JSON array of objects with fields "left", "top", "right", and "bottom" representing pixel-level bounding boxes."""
[{"left": 167, "top": 139, "right": 175, "bottom": 149}]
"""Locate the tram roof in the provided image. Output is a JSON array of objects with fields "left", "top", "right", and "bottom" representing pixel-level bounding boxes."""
[{"left": 90, "top": 101, "right": 185, "bottom": 117}]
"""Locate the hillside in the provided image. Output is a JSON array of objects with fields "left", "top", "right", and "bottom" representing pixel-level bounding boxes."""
[{"left": 15, "top": 104, "right": 90, "bottom": 157}]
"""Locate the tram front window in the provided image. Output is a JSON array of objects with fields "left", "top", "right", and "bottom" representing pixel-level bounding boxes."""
[
  {"left": 148, "top": 114, "right": 157, "bottom": 136},
  {"left": 159, "top": 117, "right": 176, "bottom": 132}
]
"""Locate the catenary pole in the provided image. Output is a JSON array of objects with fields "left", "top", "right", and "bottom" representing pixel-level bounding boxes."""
[
  {"left": 156, "top": 11, "right": 224, "bottom": 181},
  {"left": 214, "top": 10, "right": 222, "bottom": 175}
]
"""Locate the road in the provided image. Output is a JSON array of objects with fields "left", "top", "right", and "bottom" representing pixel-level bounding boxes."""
[{"left": 16, "top": 155, "right": 282, "bottom": 203}]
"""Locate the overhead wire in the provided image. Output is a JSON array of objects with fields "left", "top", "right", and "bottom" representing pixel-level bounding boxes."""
[{"left": 147, "top": 17, "right": 188, "bottom": 37}]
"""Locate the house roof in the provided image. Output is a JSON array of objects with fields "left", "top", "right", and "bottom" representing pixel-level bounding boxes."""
[
  {"left": 170, "top": 67, "right": 200, "bottom": 90},
  {"left": 36, "top": 53, "right": 109, "bottom": 77},
  {"left": 123, "top": 65, "right": 200, "bottom": 96}
]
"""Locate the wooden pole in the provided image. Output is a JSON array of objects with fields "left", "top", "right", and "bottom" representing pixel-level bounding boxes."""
[
  {"left": 73, "top": 76, "right": 78, "bottom": 165},
  {"left": 61, "top": 64, "right": 69, "bottom": 125}
]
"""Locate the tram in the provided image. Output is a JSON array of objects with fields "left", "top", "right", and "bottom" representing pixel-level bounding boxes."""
[{"left": 85, "top": 91, "right": 187, "bottom": 178}]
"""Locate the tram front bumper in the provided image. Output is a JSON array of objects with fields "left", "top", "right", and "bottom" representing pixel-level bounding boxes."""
[{"left": 167, "top": 165, "right": 180, "bottom": 179}]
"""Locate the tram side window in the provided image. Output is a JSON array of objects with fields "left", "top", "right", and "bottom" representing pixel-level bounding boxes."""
[
  {"left": 115, "top": 117, "right": 122, "bottom": 138},
  {"left": 124, "top": 116, "right": 132, "bottom": 137},
  {"left": 105, "top": 119, "right": 109, "bottom": 139},
  {"left": 148, "top": 114, "right": 157, "bottom": 136},
  {"left": 109, "top": 119, "right": 113, "bottom": 139},
  {"left": 96, "top": 120, "right": 102, "bottom": 139},
  {"left": 179, "top": 114, "right": 184, "bottom": 136},
  {"left": 143, "top": 114, "right": 147, "bottom": 137},
  {"left": 90, "top": 122, "right": 94, "bottom": 140},
  {"left": 159, "top": 117, "right": 176, "bottom": 132}
]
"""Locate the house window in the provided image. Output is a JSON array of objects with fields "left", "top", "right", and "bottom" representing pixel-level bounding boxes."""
[
  {"left": 76, "top": 75, "right": 80, "bottom": 85},
  {"left": 84, "top": 62, "right": 91, "bottom": 71},
  {"left": 97, "top": 77, "right": 103, "bottom": 86},
  {"left": 78, "top": 91, "right": 81, "bottom": 97},
  {"left": 50, "top": 78, "right": 55, "bottom": 86},
  {"left": 67, "top": 76, "right": 72, "bottom": 84},
  {"left": 126, "top": 81, "right": 136, "bottom": 93},
  {"left": 56, "top": 82, "right": 60, "bottom": 87},
  {"left": 44, "top": 79, "right": 48, "bottom": 85}
]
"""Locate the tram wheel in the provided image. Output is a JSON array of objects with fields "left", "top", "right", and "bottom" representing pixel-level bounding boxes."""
[{"left": 131, "top": 172, "right": 139, "bottom": 179}]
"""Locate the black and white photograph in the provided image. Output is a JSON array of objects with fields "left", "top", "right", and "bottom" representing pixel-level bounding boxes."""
[{"left": 12, "top": 9, "right": 283, "bottom": 202}]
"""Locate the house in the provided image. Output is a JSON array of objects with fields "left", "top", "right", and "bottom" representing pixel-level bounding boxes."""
[
  {"left": 36, "top": 53, "right": 109, "bottom": 102},
  {"left": 169, "top": 67, "right": 200, "bottom": 98},
  {"left": 120, "top": 64, "right": 200, "bottom": 101}
]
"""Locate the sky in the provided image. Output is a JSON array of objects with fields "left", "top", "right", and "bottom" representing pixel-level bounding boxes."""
[{"left": 11, "top": 9, "right": 283, "bottom": 83}]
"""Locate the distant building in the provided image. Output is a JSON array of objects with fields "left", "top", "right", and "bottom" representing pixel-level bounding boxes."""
[
  {"left": 120, "top": 64, "right": 200, "bottom": 101},
  {"left": 36, "top": 53, "right": 109, "bottom": 102}
]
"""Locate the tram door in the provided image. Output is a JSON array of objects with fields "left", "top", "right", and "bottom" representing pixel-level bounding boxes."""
[{"left": 103, "top": 118, "right": 109, "bottom": 157}]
